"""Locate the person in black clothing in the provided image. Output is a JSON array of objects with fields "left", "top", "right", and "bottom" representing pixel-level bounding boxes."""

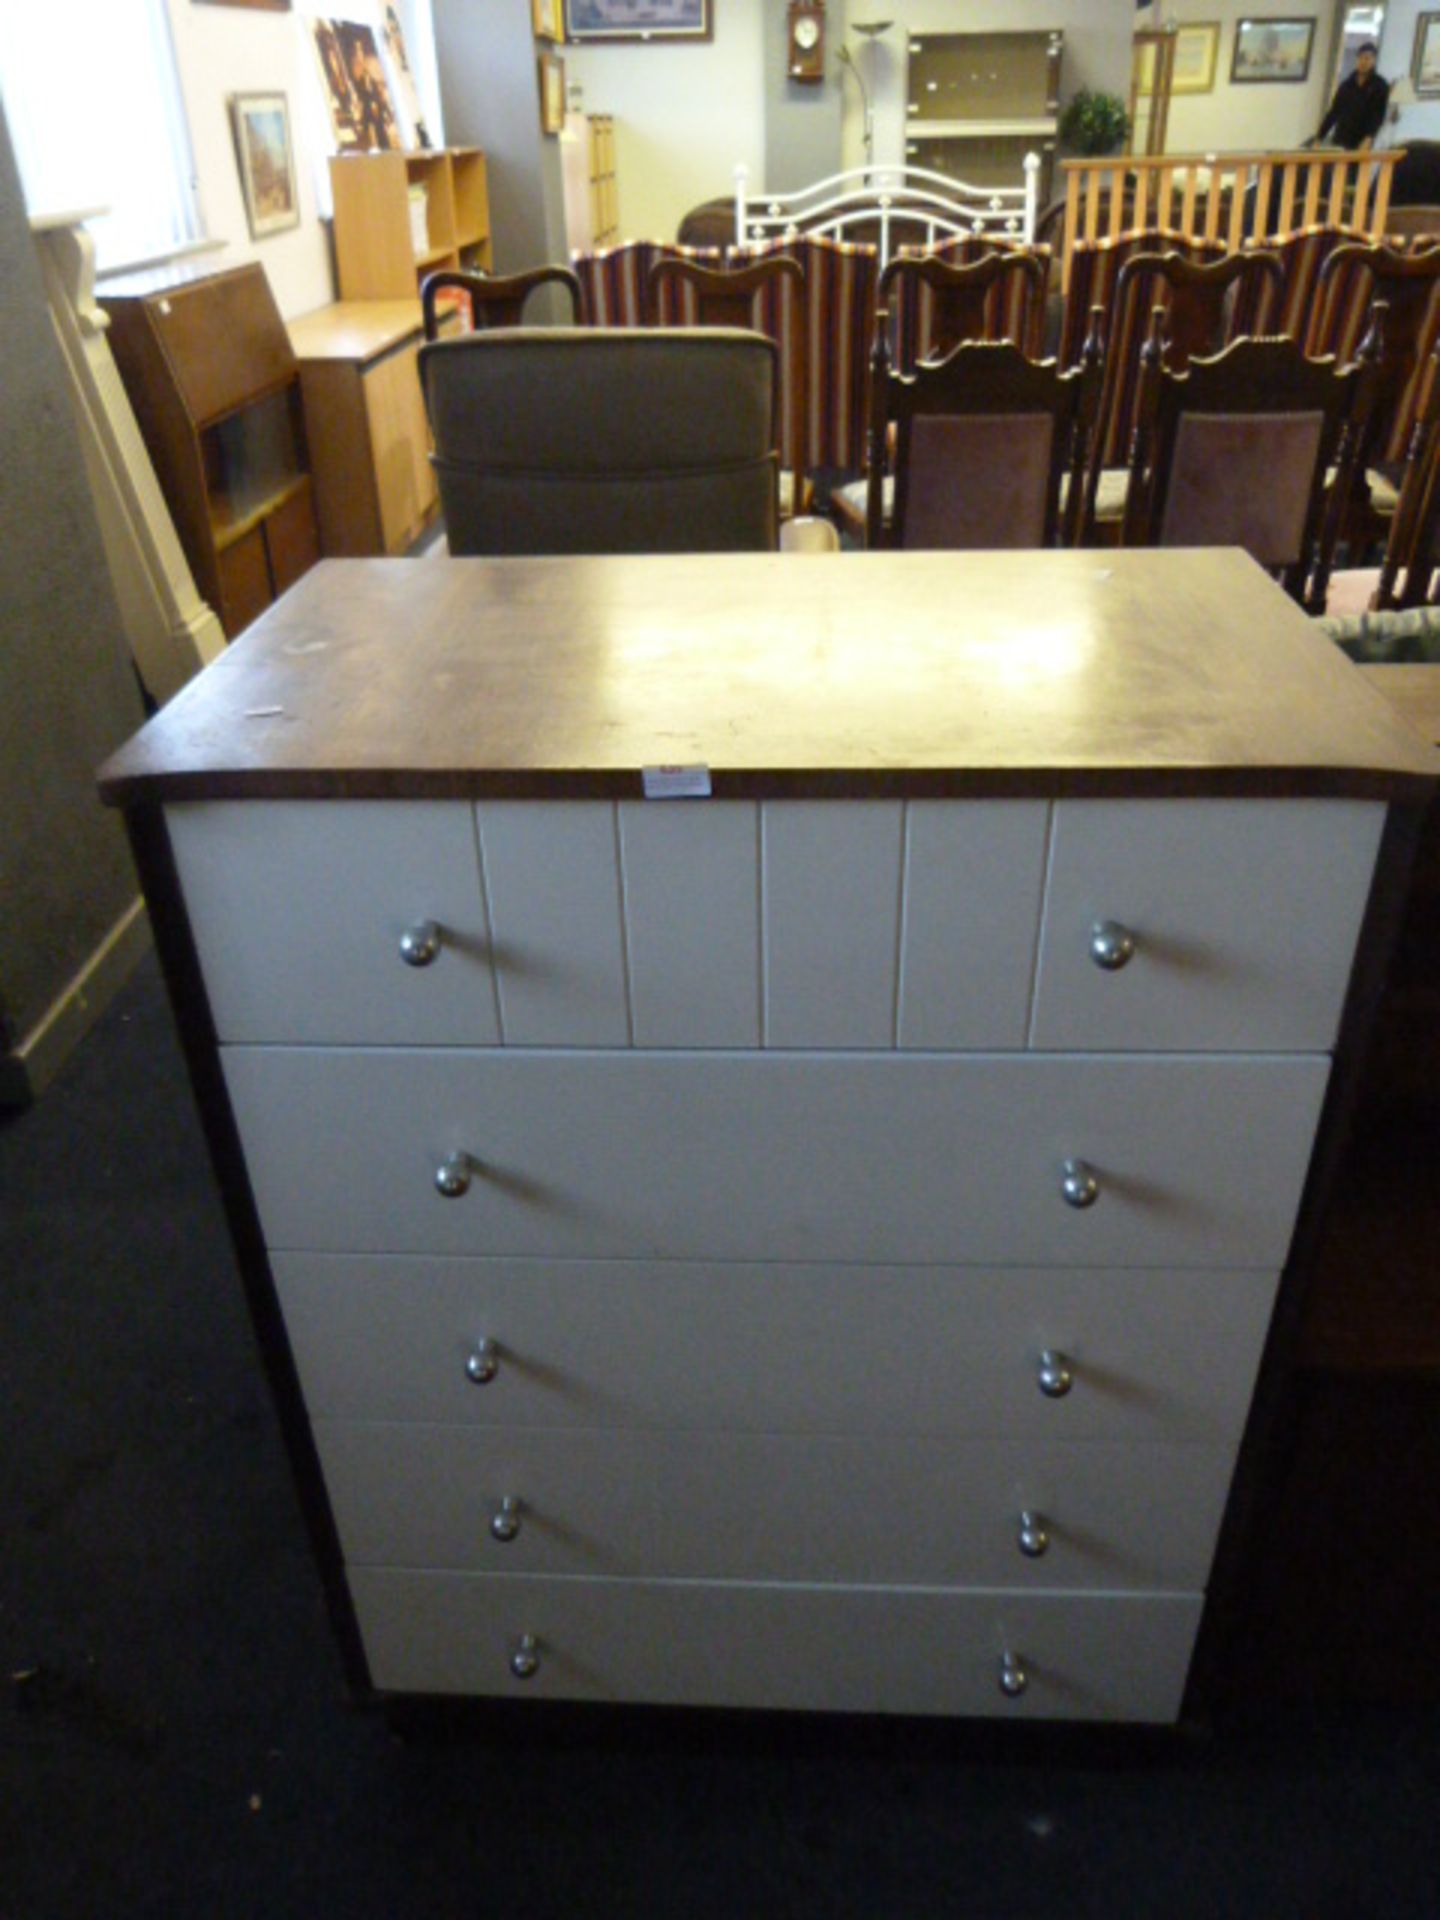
[{"left": 1314, "top": 41, "right": 1390, "bottom": 150}]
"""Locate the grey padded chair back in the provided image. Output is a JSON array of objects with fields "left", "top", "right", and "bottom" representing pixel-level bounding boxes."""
[{"left": 418, "top": 326, "right": 780, "bottom": 555}]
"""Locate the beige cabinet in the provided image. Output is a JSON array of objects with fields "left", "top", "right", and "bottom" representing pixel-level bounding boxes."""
[{"left": 287, "top": 302, "right": 438, "bottom": 557}]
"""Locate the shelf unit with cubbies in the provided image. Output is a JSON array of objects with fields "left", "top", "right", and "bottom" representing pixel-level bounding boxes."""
[{"left": 329, "top": 148, "right": 492, "bottom": 301}]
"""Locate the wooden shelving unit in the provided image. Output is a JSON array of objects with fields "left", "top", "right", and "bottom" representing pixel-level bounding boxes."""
[
  {"left": 329, "top": 148, "right": 492, "bottom": 301},
  {"left": 906, "top": 29, "right": 1062, "bottom": 202},
  {"left": 561, "top": 113, "right": 620, "bottom": 255},
  {"left": 99, "top": 261, "right": 319, "bottom": 640}
]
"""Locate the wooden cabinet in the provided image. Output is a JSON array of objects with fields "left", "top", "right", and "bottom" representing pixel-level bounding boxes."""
[
  {"left": 561, "top": 113, "right": 619, "bottom": 255},
  {"left": 906, "top": 28, "right": 1062, "bottom": 203},
  {"left": 287, "top": 302, "right": 438, "bottom": 557},
  {"left": 330, "top": 148, "right": 491, "bottom": 301},
  {"left": 98, "top": 550, "right": 1438, "bottom": 1724},
  {"left": 99, "top": 261, "right": 319, "bottom": 639}
]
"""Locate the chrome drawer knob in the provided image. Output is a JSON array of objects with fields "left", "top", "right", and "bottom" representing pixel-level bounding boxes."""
[
  {"left": 434, "top": 1152, "right": 474, "bottom": 1198},
  {"left": 399, "top": 919, "right": 443, "bottom": 968},
  {"left": 1089, "top": 920, "right": 1137, "bottom": 971},
  {"left": 999, "top": 1650, "right": 1029, "bottom": 1698},
  {"left": 490, "top": 1495, "right": 523, "bottom": 1543},
  {"left": 1037, "top": 1349, "right": 1074, "bottom": 1398},
  {"left": 1060, "top": 1158, "right": 1100, "bottom": 1209},
  {"left": 1017, "top": 1510, "right": 1050, "bottom": 1558},
  {"left": 465, "top": 1338, "right": 499, "bottom": 1385},
  {"left": 509, "top": 1633, "right": 540, "bottom": 1681}
]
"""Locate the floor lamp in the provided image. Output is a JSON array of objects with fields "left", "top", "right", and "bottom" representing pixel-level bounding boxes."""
[{"left": 838, "top": 19, "right": 893, "bottom": 173}]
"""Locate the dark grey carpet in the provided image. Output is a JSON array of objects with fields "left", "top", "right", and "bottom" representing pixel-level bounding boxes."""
[{"left": 4, "top": 952, "right": 1439, "bottom": 1918}]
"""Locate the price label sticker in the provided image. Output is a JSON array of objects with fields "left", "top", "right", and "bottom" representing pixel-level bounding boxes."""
[{"left": 642, "top": 765, "right": 712, "bottom": 799}]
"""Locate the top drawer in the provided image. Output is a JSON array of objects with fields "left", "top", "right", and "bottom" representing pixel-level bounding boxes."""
[{"left": 168, "top": 795, "right": 1382, "bottom": 1053}]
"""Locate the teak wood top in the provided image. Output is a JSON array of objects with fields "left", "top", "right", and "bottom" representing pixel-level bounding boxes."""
[
  {"left": 98, "top": 551, "right": 1440, "bottom": 805},
  {"left": 286, "top": 301, "right": 426, "bottom": 365},
  {"left": 1359, "top": 664, "right": 1440, "bottom": 749}
]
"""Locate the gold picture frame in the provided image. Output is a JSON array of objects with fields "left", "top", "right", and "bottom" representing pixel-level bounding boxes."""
[
  {"left": 538, "top": 49, "right": 567, "bottom": 134},
  {"left": 532, "top": 0, "right": 563, "bottom": 42},
  {"left": 229, "top": 92, "right": 301, "bottom": 238},
  {"left": 1172, "top": 22, "right": 1221, "bottom": 95},
  {"left": 1415, "top": 11, "right": 1440, "bottom": 97}
]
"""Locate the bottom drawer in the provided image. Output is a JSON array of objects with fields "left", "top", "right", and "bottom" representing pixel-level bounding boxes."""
[{"left": 349, "top": 1569, "right": 1203, "bottom": 1722}]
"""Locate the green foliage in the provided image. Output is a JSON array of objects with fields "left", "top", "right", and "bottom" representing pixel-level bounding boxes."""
[{"left": 1058, "top": 89, "right": 1130, "bottom": 157}]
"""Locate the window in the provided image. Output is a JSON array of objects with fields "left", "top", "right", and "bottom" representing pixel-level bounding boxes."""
[{"left": 0, "top": 0, "right": 202, "bottom": 271}]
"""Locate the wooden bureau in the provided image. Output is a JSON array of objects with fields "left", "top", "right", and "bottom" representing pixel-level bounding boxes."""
[{"left": 99, "top": 550, "right": 1437, "bottom": 1723}]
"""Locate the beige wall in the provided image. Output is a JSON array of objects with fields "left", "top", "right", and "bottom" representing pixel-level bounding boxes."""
[
  {"left": 562, "top": 0, "right": 767, "bottom": 243},
  {"left": 1164, "top": 4, "right": 1342, "bottom": 154},
  {"left": 0, "top": 101, "right": 146, "bottom": 1096}
]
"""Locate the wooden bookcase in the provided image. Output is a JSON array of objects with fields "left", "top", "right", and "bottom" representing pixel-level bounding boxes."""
[
  {"left": 561, "top": 113, "right": 620, "bottom": 255},
  {"left": 99, "top": 261, "right": 319, "bottom": 640},
  {"left": 588, "top": 116, "right": 619, "bottom": 249},
  {"left": 330, "top": 149, "right": 492, "bottom": 301},
  {"left": 905, "top": 29, "right": 1062, "bottom": 203}
]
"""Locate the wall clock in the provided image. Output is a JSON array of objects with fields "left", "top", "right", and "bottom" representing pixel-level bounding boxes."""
[{"left": 787, "top": 2, "right": 826, "bottom": 82}]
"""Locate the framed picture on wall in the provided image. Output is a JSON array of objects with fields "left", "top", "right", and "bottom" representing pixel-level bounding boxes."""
[
  {"left": 532, "top": 0, "right": 564, "bottom": 41},
  {"left": 539, "top": 50, "right": 567, "bottom": 133},
  {"left": 1172, "top": 22, "right": 1221, "bottom": 94},
  {"left": 565, "top": 0, "right": 711, "bottom": 45},
  {"left": 1415, "top": 12, "right": 1440, "bottom": 96},
  {"left": 229, "top": 93, "right": 301, "bottom": 238},
  {"left": 1231, "top": 17, "right": 1316, "bottom": 84},
  {"left": 195, "top": 1, "right": 292, "bottom": 11}
]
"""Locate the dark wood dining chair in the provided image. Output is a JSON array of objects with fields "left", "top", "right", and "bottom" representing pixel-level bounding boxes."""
[
  {"left": 646, "top": 253, "right": 808, "bottom": 515},
  {"left": 1079, "top": 248, "right": 1284, "bottom": 541},
  {"left": 878, "top": 247, "right": 1051, "bottom": 367},
  {"left": 858, "top": 305, "right": 1105, "bottom": 550},
  {"left": 1327, "top": 331, "right": 1440, "bottom": 613},
  {"left": 420, "top": 265, "right": 583, "bottom": 342},
  {"left": 1119, "top": 304, "right": 1381, "bottom": 609}
]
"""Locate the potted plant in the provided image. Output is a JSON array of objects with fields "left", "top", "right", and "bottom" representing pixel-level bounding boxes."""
[{"left": 1059, "top": 88, "right": 1130, "bottom": 156}]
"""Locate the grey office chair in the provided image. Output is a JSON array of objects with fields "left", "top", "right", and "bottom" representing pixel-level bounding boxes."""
[{"left": 417, "top": 326, "right": 783, "bottom": 555}]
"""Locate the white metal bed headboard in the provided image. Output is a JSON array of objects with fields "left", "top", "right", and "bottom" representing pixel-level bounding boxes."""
[{"left": 732, "top": 157, "right": 1041, "bottom": 269}]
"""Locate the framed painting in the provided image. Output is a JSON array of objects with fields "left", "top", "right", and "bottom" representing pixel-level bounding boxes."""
[
  {"left": 532, "top": 0, "right": 564, "bottom": 41},
  {"left": 229, "top": 93, "right": 301, "bottom": 238},
  {"left": 195, "top": 1, "right": 292, "bottom": 10},
  {"left": 565, "top": 0, "right": 711, "bottom": 44},
  {"left": 1172, "top": 22, "right": 1221, "bottom": 94},
  {"left": 539, "top": 50, "right": 567, "bottom": 133},
  {"left": 1415, "top": 11, "right": 1440, "bottom": 96},
  {"left": 1231, "top": 17, "right": 1316, "bottom": 83}
]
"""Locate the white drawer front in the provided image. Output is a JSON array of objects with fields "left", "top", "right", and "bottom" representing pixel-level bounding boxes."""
[
  {"left": 319, "top": 1424, "right": 1237, "bottom": 1590},
  {"left": 349, "top": 1570, "right": 1203, "bottom": 1720},
  {"left": 897, "top": 801, "right": 1048, "bottom": 1050},
  {"left": 229, "top": 1049, "right": 1328, "bottom": 1267},
  {"left": 763, "top": 801, "right": 905, "bottom": 1047},
  {"left": 618, "top": 801, "right": 762, "bottom": 1048},
  {"left": 276, "top": 1255, "right": 1278, "bottom": 1445},
  {"left": 478, "top": 799, "right": 1045, "bottom": 1051},
  {"left": 167, "top": 801, "right": 499, "bottom": 1046},
  {"left": 1031, "top": 799, "right": 1383, "bottom": 1052},
  {"left": 477, "top": 802, "right": 630, "bottom": 1046}
]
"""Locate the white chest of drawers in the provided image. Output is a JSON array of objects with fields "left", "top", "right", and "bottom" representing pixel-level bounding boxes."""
[{"left": 101, "top": 549, "right": 1437, "bottom": 1724}]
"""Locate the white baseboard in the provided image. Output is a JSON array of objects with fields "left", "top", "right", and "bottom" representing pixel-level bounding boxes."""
[{"left": 0, "top": 898, "right": 151, "bottom": 1107}]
